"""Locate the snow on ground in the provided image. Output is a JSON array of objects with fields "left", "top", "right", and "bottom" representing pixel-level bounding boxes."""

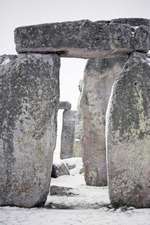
[
  {"left": 1, "top": 206, "right": 150, "bottom": 225},
  {"left": 1, "top": 157, "right": 150, "bottom": 225},
  {"left": 47, "top": 173, "right": 109, "bottom": 209}
]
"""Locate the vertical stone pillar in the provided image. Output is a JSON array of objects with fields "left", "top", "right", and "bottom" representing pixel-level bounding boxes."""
[
  {"left": 0, "top": 54, "right": 60, "bottom": 207},
  {"left": 80, "top": 55, "right": 128, "bottom": 186},
  {"left": 106, "top": 53, "right": 150, "bottom": 208},
  {"left": 73, "top": 80, "right": 83, "bottom": 158},
  {"left": 60, "top": 110, "right": 77, "bottom": 159}
]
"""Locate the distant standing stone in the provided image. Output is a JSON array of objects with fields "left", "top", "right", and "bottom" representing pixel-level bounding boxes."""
[
  {"left": 60, "top": 110, "right": 77, "bottom": 159},
  {"left": 106, "top": 52, "right": 150, "bottom": 208},
  {"left": 0, "top": 54, "right": 60, "bottom": 207},
  {"left": 73, "top": 80, "right": 83, "bottom": 158}
]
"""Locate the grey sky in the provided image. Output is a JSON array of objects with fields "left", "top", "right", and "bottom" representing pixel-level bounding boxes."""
[{"left": 0, "top": 0, "right": 150, "bottom": 109}]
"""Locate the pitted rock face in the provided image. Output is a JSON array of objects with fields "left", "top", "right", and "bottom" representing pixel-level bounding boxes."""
[
  {"left": 111, "top": 18, "right": 150, "bottom": 26},
  {"left": 14, "top": 19, "right": 150, "bottom": 58},
  {"left": 0, "top": 54, "right": 60, "bottom": 207},
  {"left": 58, "top": 101, "right": 71, "bottom": 111},
  {"left": 73, "top": 80, "right": 84, "bottom": 158},
  {"left": 106, "top": 52, "right": 150, "bottom": 208},
  {"left": 80, "top": 55, "right": 128, "bottom": 186},
  {"left": 60, "top": 110, "right": 77, "bottom": 159}
]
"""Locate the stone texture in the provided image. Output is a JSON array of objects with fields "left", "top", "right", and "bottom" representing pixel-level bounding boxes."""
[
  {"left": 73, "top": 112, "right": 82, "bottom": 157},
  {"left": 51, "top": 161, "right": 70, "bottom": 178},
  {"left": 106, "top": 52, "right": 150, "bottom": 208},
  {"left": 111, "top": 19, "right": 150, "bottom": 52},
  {"left": 111, "top": 18, "right": 150, "bottom": 26},
  {"left": 14, "top": 19, "right": 150, "bottom": 58},
  {"left": 73, "top": 80, "right": 83, "bottom": 157},
  {"left": 60, "top": 110, "right": 77, "bottom": 159},
  {"left": 0, "top": 54, "right": 60, "bottom": 207},
  {"left": 134, "top": 26, "right": 150, "bottom": 52},
  {"left": 58, "top": 101, "right": 71, "bottom": 111},
  {"left": 50, "top": 185, "right": 75, "bottom": 196},
  {"left": 80, "top": 55, "right": 128, "bottom": 186}
]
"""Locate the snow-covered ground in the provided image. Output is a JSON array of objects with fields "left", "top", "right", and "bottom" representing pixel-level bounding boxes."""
[
  {"left": 1, "top": 204, "right": 150, "bottom": 225},
  {"left": 1, "top": 158, "right": 150, "bottom": 225},
  {"left": 47, "top": 173, "right": 109, "bottom": 209}
]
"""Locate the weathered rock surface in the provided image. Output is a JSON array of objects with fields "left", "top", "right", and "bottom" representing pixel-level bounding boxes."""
[
  {"left": 73, "top": 112, "right": 82, "bottom": 157},
  {"left": 134, "top": 26, "right": 150, "bottom": 52},
  {"left": 15, "top": 19, "right": 150, "bottom": 58},
  {"left": 106, "top": 52, "right": 150, "bottom": 208},
  {"left": 111, "top": 18, "right": 150, "bottom": 26},
  {"left": 73, "top": 80, "right": 83, "bottom": 158},
  {"left": 50, "top": 185, "right": 76, "bottom": 196},
  {"left": 0, "top": 54, "right": 60, "bottom": 207},
  {"left": 51, "top": 161, "right": 70, "bottom": 178},
  {"left": 60, "top": 110, "right": 77, "bottom": 159},
  {"left": 80, "top": 55, "right": 128, "bottom": 186},
  {"left": 58, "top": 101, "right": 71, "bottom": 111}
]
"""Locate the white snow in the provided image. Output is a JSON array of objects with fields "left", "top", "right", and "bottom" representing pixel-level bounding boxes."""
[
  {"left": 63, "top": 157, "right": 83, "bottom": 175},
  {"left": 47, "top": 171, "right": 109, "bottom": 209},
  {"left": 1, "top": 157, "right": 150, "bottom": 225},
  {"left": 1, "top": 205, "right": 150, "bottom": 225}
]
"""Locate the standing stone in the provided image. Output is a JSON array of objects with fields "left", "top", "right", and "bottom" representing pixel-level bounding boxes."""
[
  {"left": 0, "top": 54, "right": 60, "bottom": 207},
  {"left": 106, "top": 52, "right": 150, "bottom": 208},
  {"left": 60, "top": 110, "right": 77, "bottom": 159},
  {"left": 80, "top": 55, "right": 128, "bottom": 186},
  {"left": 73, "top": 80, "right": 83, "bottom": 158},
  {"left": 73, "top": 112, "right": 83, "bottom": 157}
]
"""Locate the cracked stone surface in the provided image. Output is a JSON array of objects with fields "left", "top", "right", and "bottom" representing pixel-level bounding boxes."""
[
  {"left": 60, "top": 110, "right": 77, "bottom": 159},
  {"left": 15, "top": 19, "right": 150, "bottom": 58},
  {"left": 106, "top": 52, "right": 150, "bottom": 208},
  {"left": 80, "top": 55, "right": 128, "bottom": 186},
  {"left": 0, "top": 54, "right": 60, "bottom": 207}
]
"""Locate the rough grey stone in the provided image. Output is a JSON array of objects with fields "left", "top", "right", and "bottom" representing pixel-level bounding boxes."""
[
  {"left": 73, "top": 80, "right": 83, "bottom": 158},
  {"left": 60, "top": 110, "right": 77, "bottom": 159},
  {"left": 51, "top": 161, "right": 70, "bottom": 178},
  {"left": 0, "top": 54, "right": 60, "bottom": 207},
  {"left": 58, "top": 101, "right": 71, "bottom": 111},
  {"left": 80, "top": 55, "right": 128, "bottom": 186},
  {"left": 134, "top": 26, "right": 150, "bottom": 52},
  {"left": 15, "top": 20, "right": 143, "bottom": 58},
  {"left": 111, "top": 19, "right": 150, "bottom": 52},
  {"left": 14, "top": 19, "right": 150, "bottom": 57},
  {"left": 106, "top": 52, "right": 150, "bottom": 208},
  {"left": 50, "top": 185, "right": 76, "bottom": 196},
  {"left": 73, "top": 112, "right": 82, "bottom": 157},
  {"left": 111, "top": 18, "right": 150, "bottom": 26}
]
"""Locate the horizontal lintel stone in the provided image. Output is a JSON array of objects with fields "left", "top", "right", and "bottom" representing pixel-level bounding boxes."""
[{"left": 14, "top": 19, "right": 150, "bottom": 59}]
